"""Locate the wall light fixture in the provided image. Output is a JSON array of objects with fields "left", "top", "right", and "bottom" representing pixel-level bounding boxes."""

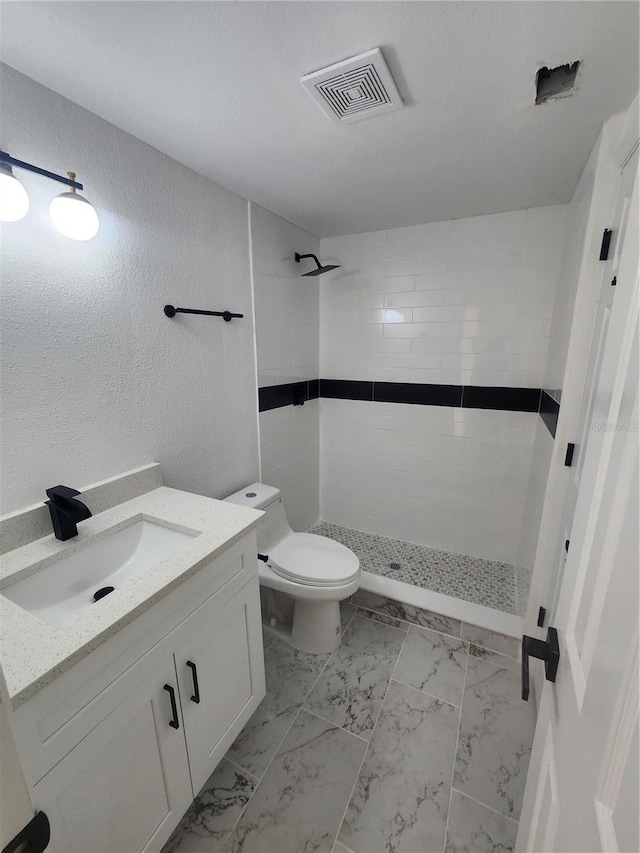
[
  {"left": 0, "top": 151, "right": 99, "bottom": 240},
  {"left": 0, "top": 162, "right": 30, "bottom": 222}
]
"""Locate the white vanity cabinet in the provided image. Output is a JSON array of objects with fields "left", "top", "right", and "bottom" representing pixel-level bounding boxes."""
[
  {"left": 13, "top": 532, "right": 266, "bottom": 853},
  {"left": 175, "top": 588, "right": 259, "bottom": 794},
  {"left": 32, "top": 650, "right": 193, "bottom": 853}
]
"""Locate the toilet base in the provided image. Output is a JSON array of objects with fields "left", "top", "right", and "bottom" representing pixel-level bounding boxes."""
[
  {"left": 291, "top": 599, "right": 342, "bottom": 654},
  {"left": 261, "top": 593, "right": 343, "bottom": 654}
]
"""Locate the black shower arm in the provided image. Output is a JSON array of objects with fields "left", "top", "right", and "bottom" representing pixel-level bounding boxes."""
[{"left": 294, "top": 252, "right": 322, "bottom": 270}]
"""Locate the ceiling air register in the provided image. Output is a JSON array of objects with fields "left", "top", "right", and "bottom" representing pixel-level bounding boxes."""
[{"left": 301, "top": 47, "right": 403, "bottom": 124}]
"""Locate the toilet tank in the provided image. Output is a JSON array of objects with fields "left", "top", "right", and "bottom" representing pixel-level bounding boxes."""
[
  {"left": 224, "top": 482, "right": 292, "bottom": 552},
  {"left": 224, "top": 483, "right": 281, "bottom": 510}
]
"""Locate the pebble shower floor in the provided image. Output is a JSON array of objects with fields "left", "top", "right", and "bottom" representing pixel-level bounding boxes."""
[{"left": 309, "top": 521, "right": 531, "bottom": 615}]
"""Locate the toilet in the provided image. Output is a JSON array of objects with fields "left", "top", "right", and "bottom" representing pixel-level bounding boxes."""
[{"left": 225, "top": 483, "right": 360, "bottom": 653}]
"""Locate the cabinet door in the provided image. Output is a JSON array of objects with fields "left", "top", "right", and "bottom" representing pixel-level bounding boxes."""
[
  {"left": 176, "top": 577, "right": 266, "bottom": 793},
  {"left": 33, "top": 656, "right": 191, "bottom": 853}
]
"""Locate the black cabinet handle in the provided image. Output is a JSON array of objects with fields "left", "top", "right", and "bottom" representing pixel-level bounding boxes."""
[
  {"left": 186, "top": 660, "right": 201, "bottom": 704},
  {"left": 521, "top": 627, "right": 560, "bottom": 701},
  {"left": 163, "top": 683, "right": 180, "bottom": 728}
]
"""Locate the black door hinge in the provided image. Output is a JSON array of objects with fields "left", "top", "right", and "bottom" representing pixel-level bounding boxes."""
[
  {"left": 537, "top": 606, "right": 547, "bottom": 627},
  {"left": 599, "top": 229, "right": 613, "bottom": 260},
  {"left": 564, "top": 442, "right": 575, "bottom": 466},
  {"left": 611, "top": 276, "right": 617, "bottom": 287},
  {"left": 565, "top": 539, "right": 570, "bottom": 552}
]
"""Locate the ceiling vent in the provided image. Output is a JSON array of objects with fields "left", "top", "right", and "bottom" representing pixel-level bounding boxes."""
[{"left": 301, "top": 47, "right": 403, "bottom": 125}]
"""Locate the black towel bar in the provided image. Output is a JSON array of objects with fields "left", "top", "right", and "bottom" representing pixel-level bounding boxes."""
[{"left": 164, "top": 305, "right": 243, "bottom": 322}]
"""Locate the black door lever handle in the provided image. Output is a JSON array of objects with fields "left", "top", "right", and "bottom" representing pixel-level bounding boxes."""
[{"left": 521, "top": 627, "right": 560, "bottom": 701}]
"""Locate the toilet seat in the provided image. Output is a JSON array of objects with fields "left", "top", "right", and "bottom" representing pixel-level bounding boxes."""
[{"left": 269, "top": 533, "right": 360, "bottom": 587}]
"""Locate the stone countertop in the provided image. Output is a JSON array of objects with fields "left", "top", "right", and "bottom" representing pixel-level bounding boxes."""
[{"left": 0, "top": 486, "right": 263, "bottom": 707}]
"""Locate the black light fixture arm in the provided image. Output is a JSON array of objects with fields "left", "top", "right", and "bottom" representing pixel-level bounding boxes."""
[
  {"left": 164, "top": 305, "right": 244, "bottom": 322},
  {"left": 0, "top": 150, "right": 83, "bottom": 190}
]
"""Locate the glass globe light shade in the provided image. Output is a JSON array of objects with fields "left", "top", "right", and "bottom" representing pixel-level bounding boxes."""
[
  {"left": 0, "top": 166, "right": 30, "bottom": 222},
  {"left": 49, "top": 191, "right": 99, "bottom": 241}
]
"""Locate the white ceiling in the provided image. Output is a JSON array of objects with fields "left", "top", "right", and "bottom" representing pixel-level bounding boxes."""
[{"left": 1, "top": 1, "right": 638, "bottom": 237}]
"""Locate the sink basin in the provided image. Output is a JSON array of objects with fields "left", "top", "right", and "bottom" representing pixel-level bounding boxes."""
[{"left": 2, "top": 519, "right": 196, "bottom": 626}]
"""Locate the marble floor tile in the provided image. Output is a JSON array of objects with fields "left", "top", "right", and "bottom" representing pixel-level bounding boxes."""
[
  {"left": 338, "top": 681, "right": 459, "bottom": 853},
  {"left": 332, "top": 843, "right": 353, "bottom": 853},
  {"left": 227, "top": 638, "right": 330, "bottom": 778},
  {"left": 445, "top": 790, "right": 518, "bottom": 853},
  {"left": 454, "top": 657, "right": 536, "bottom": 819},
  {"left": 469, "top": 643, "right": 520, "bottom": 673},
  {"left": 161, "top": 759, "right": 256, "bottom": 853},
  {"left": 341, "top": 600, "right": 358, "bottom": 631},
  {"left": 355, "top": 605, "right": 409, "bottom": 632},
  {"left": 304, "top": 614, "right": 405, "bottom": 739},
  {"left": 225, "top": 710, "right": 366, "bottom": 853},
  {"left": 351, "top": 590, "right": 462, "bottom": 638},
  {"left": 460, "top": 625, "right": 519, "bottom": 658},
  {"left": 394, "top": 625, "right": 469, "bottom": 706}
]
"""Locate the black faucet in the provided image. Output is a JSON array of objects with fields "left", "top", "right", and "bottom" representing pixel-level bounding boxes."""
[{"left": 45, "top": 486, "right": 92, "bottom": 541}]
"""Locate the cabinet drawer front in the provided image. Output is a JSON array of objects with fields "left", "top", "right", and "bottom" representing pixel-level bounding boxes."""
[
  {"left": 178, "top": 578, "right": 266, "bottom": 793},
  {"left": 16, "top": 534, "right": 258, "bottom": 785},
  {"left": 33, "top": 658, "right": 191, "bottom": 853}
]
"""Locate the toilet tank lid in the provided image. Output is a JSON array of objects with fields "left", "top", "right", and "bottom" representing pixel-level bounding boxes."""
[{"left": 224, "top": 482, "right": 281, "bottom": 510}]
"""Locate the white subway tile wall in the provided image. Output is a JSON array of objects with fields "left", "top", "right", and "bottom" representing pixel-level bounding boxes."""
[
  {"left": 318, "top": 206, "right": 568, "bottom": 564},
  {"left": 251, "top": 203, "right": 320, "bottom": 388},
  {"left": 251, "top": 203, "right": 320, "bottom": 529},
  {"left": 260, "top": 401, "right": 320, "bottom": 532},
  {"left": 320, "top": 399, "right": 538, "bottom": 564},
  {"left": 319, "top": 205, "right": 568, "bottom": 388}
]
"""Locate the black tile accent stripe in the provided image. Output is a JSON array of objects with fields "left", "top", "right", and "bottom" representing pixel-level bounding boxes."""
[
  {"left": 462, "top": 385, "right": 541, "bottom": 413},
  {"left": 308, "top": 378, "right": 320, "bottom": 400},
  {"left": 319, "top": 379, "right": 374, "bottom": 401},
  {"left": 540, "top": 390, "right": 561, "bottom": 438},
  {"left": 259, "top": 378, "right": 549, "bottom": 415},
  {"left": 374, "top": 382, "right": 462, "bottom": 407},
  {"left": 258, "top": 381, "right": 309, "bottom": 412}
]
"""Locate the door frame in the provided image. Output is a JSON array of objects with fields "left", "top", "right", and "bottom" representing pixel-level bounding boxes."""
[{"left": 524, "top": 95, "right": 639, "bottom": 692}]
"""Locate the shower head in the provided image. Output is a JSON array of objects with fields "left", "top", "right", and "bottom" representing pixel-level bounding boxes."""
[{"left": 295, "top": 252, "right": 340, "bottom": 277}]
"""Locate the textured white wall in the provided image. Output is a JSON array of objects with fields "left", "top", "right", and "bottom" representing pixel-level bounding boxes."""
[
  {"left": 250, "top": 203, "right": 319, "bottom": 529},
  {"left": 317, "top": 207, "right": 568, "bottom": 564},
  {"left": 0, "top": 66, "right": 259, "bottom": 514}
]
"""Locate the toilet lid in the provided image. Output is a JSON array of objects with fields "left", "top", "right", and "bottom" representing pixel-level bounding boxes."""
[{"left": 269, "top": 533, "right": 360, "bottom": 587}]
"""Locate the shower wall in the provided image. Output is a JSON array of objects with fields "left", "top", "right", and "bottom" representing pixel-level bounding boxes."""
[
  {"left": 250, "top": 203, "right": 320, "bottom": 531},
  {"left": 319, "top": 206, "right": 568, "bottom": 565}
]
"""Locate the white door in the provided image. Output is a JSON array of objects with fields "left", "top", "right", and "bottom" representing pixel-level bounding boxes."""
[
  {"left": 516, "top": 163, "right": 639, "bottom": 851},
  {"left": 546, "top": 144, "right": 638, "bottom": 618},
  {"left": 176, "top": 578, "right": 266, "bottom": 794},
  {"left": 33, "top": 655, "right": 192, "bottom": 853}
]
